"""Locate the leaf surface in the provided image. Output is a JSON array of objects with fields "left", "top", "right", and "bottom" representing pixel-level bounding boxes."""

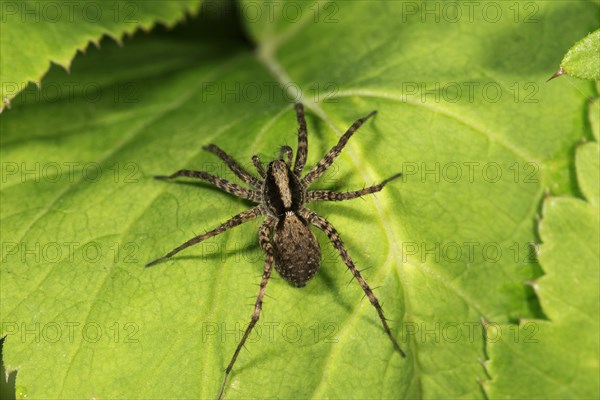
[{"left": 1, "top": 1, "right": 598, "bottom": 398}]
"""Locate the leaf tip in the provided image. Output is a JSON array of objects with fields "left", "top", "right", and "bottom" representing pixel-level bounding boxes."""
[{"left": 547, "top": 67, "right": 565, "bottom": 82}]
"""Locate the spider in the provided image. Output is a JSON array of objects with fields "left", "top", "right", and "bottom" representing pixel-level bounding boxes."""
[{"left": 146, "top": 103, "right": 405, "bottom": 398}]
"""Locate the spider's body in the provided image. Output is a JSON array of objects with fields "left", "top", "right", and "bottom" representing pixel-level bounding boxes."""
[
  {"left": 146, "top": 103, "right": 405, "bottom": 399},
  {"left": 265, "top": 160, "right": 321, "bottom": 287}
]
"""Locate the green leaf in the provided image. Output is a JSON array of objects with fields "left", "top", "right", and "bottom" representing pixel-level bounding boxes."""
[
  {"left": 1, "top": 1, "right": 598, "bottom": 399},
  {"left": 485, "top": 99, "right": 600, "bottom": 398},
  {"left": 590, "top": 97, "right": 600, "bottom": 142},
  {"left": 551, "top": 29, "right": 600, "bottom": 81},
  {"left": 577, "top": 96, "right": 599, "bottom": 206},
  {"left": 0, "top": 0, "right": 201, "bottom": 110}
]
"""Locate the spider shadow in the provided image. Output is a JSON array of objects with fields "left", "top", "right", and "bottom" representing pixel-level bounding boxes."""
[
  {"left": 319, "top": 262, "right": 400, "bottom": 339},
  {"left": 161, "top": 181, "right": 256, "bottom": 227},
  {"left": 309, "top": 200, "right": 374, "bottom": 223},
  {"left": 308, "top": 212, "right": 396, "bottom": 336},
  {"left": 324, "top": 268, "right": 397, "bottom": 340},
  {"left": 313, "top": 265, "right": 355, "bottom": 316},
  {"left": 227, "top": 346, "right": 281, "bottom": 378},
  {"left": 304, "top": 113, "right": 331, "bottom": 163},
  {"left": 156, "top": 222, "right": 261, "bottom": 281},
  {"left": 305, "top": 168, "right": 354, "bottom": 192}
]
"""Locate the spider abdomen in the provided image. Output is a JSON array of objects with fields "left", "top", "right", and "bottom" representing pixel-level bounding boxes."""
[{"left": 272, "top": 214, "right": 321, "bottom": 287}]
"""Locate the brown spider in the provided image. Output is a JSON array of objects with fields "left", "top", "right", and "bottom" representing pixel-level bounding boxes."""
[{"left": 146, "top": 103, "right": 405, "bottom": 398}]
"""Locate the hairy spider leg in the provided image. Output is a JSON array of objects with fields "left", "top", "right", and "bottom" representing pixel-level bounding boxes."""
[
  {"left": 302, "top": 209, "right": 406, "bottom": 357},
  {"left": 203, "top": 144, "right": 262, "bottom": 188},
  {"left": 218, "top": 218, "right": 276, "bottom": 400},
  {"left": 293, "top": 102, "right": 308, "bottom": 177},
  {"left": 306, "top": 173, "right": 402, "bottom": 202},
  {"left": 145, "top": 206, "right": 262, "bottom": 267},
  {"left": 154, "top": 169, "right": 261, "bottom": 202},
  {"left": 278, "top": 145, "right": 294, "bottom": 167},
  {"left": 252, "top": 155, "right": 266, "bottom": 178},
  {"left": 303, "top": 110, "right": 377, "bottom": 186}
]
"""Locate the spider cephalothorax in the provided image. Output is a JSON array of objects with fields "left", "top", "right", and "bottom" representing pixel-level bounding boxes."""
[{"left": 146, "top": 103, "right": 404, "bottom": 399}]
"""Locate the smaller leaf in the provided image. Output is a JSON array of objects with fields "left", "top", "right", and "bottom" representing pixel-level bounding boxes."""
[
  {"left": 550, "top": 29, "right": 600, "bottom": 81},
  {"left": 486, "top": 93, "right": 600, "bottom": 399},
  {"left": 579, "top": 97, "right": 600, "bottom": 206}
]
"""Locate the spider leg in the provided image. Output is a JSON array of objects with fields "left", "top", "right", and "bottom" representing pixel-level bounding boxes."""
[
  {"left": 218, "top": 218, "right": 275, "bottom": 400},
  {"left": 302, "top": 209, "right": 406, "bottom": 357},
  {"left": 252, "top": 155, "right": 266, "bottom": 178},
  {"left": 293, "top": 103, "right": 308, "bottom": 177},
  {"left": 145, "top": 206, "right": 262, "bottom": 267},
  {"left": 279, "top": 145, "right": 293, "bottom": 167},
  {"left": 155, "top": 169, "right": 260, "bottom": 202},
  {"left": 307, "top": 173, "right": 402, "bottom": 202},
  {"left": 203, "top": 144, "right": 263, "bottom": 188},
  {"left": 303, "top": 110, "right": 377, "bottom": 186}
]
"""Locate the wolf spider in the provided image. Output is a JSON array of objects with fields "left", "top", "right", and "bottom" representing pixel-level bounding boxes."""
[{"left": 147, "top": 103, "right": 405, "bottom": 398}]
